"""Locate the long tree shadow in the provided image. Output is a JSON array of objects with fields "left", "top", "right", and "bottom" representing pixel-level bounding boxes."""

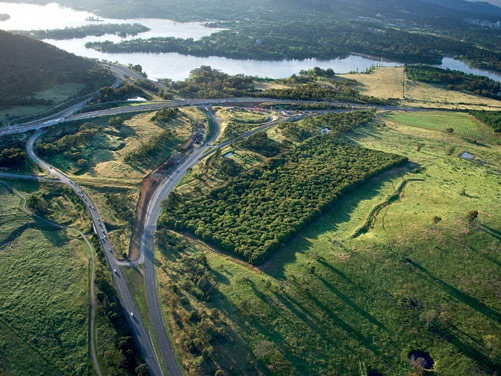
[
  {"left": 479, "top": 224, "right": 501, "bottom": 241},
  {"left": 0, "top": 215, "right": 69, "bottom": 249},
  {"left": 38, "top": 221, "right": 69, "bottom": 247},
  {"left": 0, "top": 223, "right": 37, "bottom": 248},
  {"left": 301, "top": 287, "right": 385, "bottom": 358},
  {"left": 317, "top": 259, "right": 356, "bottom": 285},
  {"left": 270, "top": 289, "right": 341, "bottom": 348},
  {"left": 316, "top": 275, "right": 386, "bottom": 330},
  {"left": 445, "top": 231, "right": 501, "bottom": 268},
  {"left": 442, "top": 326, "right": 500, "bottom": 373},
  {"left": 407, "top": 259, "right": 501, "bottom": 323},
  {"left": 286, "top": 275, "right": 388, "bottom": 358},
  {"left": 210, "top": 287, "right": 296, "bottom": 374},
  {"left": 245, "top": 281, "right": 311, "bottom": 369}
]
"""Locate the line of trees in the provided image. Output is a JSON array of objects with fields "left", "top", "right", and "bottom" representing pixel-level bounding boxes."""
[
  {"left": 19, "top": 23, "right": 149, "bottom": 40},
  {"left": 36, "top": 123, "right": 100, "bottom": 159},
  {"left": 406, "top": 65, "right": 501, "bottom": 98},
  {"left": 469, "top": 110, "right": 501, "bottom": 132}
]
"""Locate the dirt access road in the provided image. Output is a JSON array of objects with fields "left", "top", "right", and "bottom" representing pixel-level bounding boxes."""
[{"left": 128, "top": 119, "right": 206, "bottom": 261}]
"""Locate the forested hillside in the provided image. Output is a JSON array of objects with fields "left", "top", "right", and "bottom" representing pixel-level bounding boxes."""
[{"left": 0, "top": 30, "right": 112, "bottom": 108}]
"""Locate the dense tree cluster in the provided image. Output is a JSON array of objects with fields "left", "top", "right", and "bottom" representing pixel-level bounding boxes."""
[
  {"left": 0, "top": 30, "right": 112, "bottom": 108},
  {"left": 239, "top": 132, "right": 283, "bottom": 157},
  {"left": 469, "top": 110, "right": 501, "bottom": 132},
  {"left": 171, "top": 66, "right": 254, "bottom": 98},
  {"left": 36, "top": 123, "right": 100, "bottom": 162},
  {"left": 406, "top": 66, "right": 501, "bottom": 98},
  {"left": 151, "top": 108, "right": 179, "bottom": 123},
  {"left": 124, "top": 129, "right": 177, "bottom": 167},
  {"left": 19, "top": 23, "right": 149, "bottom": 40},
  {"left": 161, "top": 132, "right": 406, "bottom": 264},
  {"left": 95, "top": 84, "right": 145, "bottom": 103},
  {"left": 0, "top": 147, "right": 27, "bottom": 167}
]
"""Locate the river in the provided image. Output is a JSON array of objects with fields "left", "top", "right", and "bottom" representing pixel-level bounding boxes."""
[{"left": 1, "top": 1, "right": 500, "bottom": 82}]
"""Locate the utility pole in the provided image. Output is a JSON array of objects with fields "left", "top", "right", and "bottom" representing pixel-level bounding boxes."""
[{"left": 402, "top": 67, "right": 405, "bottom": 99}]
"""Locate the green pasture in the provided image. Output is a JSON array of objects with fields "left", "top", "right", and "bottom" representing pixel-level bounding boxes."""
[
  {"left": 156, "top": 110, "right": 500, "bottom": 375},
  {"left": 0, "top": 183, "right": 91, "bottom": 375},
  {"left": 383, "top": 111, "right": 500, "bottom": 144}
]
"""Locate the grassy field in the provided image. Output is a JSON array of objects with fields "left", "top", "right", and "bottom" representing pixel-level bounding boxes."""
[
  {"left": 0, "top": 182, "right": 91, "bottom": 375},
  {"left": 342, "top": 67, "right": 501, "bottom": 110},
  {"left": 0, "top": 83, "right": 86, "bottom": 124},
  {"left": 214, "top": 107, "right": 273, "bottom": 142},
  {"left": 156, "top": 110, "right": 500, "bottom": 375},
  {"left": 382, "top": 111, "right": 500, "bottom": 145}
]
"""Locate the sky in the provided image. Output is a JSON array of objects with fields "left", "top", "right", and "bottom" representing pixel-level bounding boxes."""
[{"left": 470, "top": 0, "right": 501, "bottom": 6}]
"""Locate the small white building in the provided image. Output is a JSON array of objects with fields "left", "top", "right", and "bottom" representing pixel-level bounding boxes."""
[{"left": 459, "top": 151, "right": 474, "bottom": 160}]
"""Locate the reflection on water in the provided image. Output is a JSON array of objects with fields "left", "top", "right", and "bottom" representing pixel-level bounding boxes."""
[
  {"left": 0, "top": 2, "right": 220, "bottom": 40},
  {"left": 46, "top": 42, "right": 404, "bottom": 81},
  {"left": 437, "top": 57, "right": 501, "bottom": 83},
  {"left": 1, "top": 2, "right": 499, "bottom": 82}
]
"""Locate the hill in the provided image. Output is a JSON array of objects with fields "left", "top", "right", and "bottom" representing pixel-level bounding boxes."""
[
  {"left": 0, "top": 30, "right": 112, "bottom": 108},
  {"left": 25, "top": 0, "right": 501, "bottom": 22}
]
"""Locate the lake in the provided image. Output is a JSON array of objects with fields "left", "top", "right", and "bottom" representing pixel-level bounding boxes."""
[{"left": 1, "top": 2, "right": 500, "bottom": 82}]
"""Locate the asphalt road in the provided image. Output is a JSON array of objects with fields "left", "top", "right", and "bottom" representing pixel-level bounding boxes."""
[
  {"left": 138, "top": 108, "right": 222, "bottom": 376},
  {"left": 26, "top": 130, "right": 166, "bottom": 376},
  {"left": 0, "top": 96, "right": 384, "bottom": 137}
]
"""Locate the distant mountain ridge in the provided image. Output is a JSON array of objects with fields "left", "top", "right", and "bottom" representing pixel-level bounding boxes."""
[
  {"left": 283, "top": 0, "right": 501, "bottom": 20},
  {"left": 9, "top": 0, "right": 501, "bottom": 21},
  {"left": 420, "top": 0, "right": 501, "bottom": 17}
]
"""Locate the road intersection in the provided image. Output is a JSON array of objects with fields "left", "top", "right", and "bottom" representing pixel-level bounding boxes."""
[{"left": 0, "top": 65, "right": 404, "bottom": 375}]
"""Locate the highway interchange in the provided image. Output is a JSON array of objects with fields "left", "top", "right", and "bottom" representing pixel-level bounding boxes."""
[{"left": 0, "top": 67, "right": 393, "bottom": 375}]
